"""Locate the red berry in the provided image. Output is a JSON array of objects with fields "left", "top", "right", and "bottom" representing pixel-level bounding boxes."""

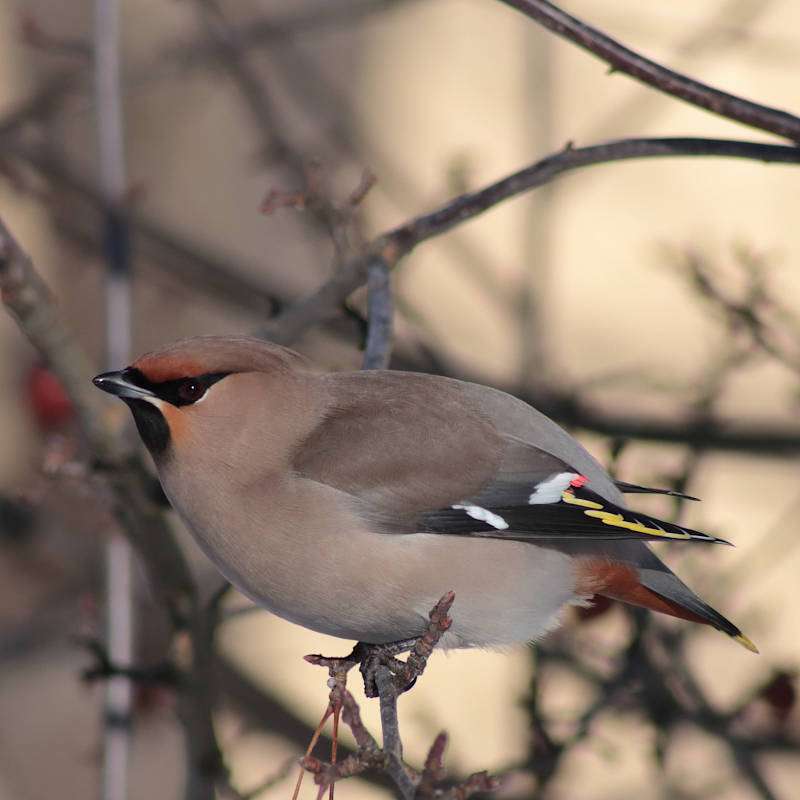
[
  {"left": 27, "top": 365, "right": 74, "bottom": 430},
  {"left": 761, "top": 671, "right": 796, "bottom": 724}
]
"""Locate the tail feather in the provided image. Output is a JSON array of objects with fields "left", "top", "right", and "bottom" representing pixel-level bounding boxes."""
[
  {"left": 576, "top": 557, "right": 758, "bottom": 653},
  {"left": 638, "top": 568, "right": 758, "bottom": 653},
  {"left": 614, "top": 480, "right": 700, "bottom": 502}
]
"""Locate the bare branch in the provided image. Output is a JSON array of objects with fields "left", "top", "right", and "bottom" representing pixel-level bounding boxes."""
[
  {"left": 21, "top": 13, "right": 92, "bottom": 61},
  {"left": 361, "top": 261, "right": 394, "bottom": 369},
  {"left": 261, "top": 136, "right": 800, "bottom": 345},
  {"left": 499, "top": 0, "right": 800, "bottom": 142},
  {"left": 300, "top": 594, "right": 475, "bottom": 798},
  {"left": 192, "top": 0, "right": 311, "bottom": 174},
  {"left": 169, "top": 0, "right": 417, "bottom": 71},
  {"left": 0, "top": 216, "right": 223, "bottom": 800},
  {"left": 347, "top": 169, "right": 378, "bottom": 208},
  {"left": 394, "top": 591, "right": 454, "bottom": 690},
  {"left": 376, "top": 667, "right": 417, "bottom": 799},
  {"left": 6, "top": 138, "right": 798, "bottom": 454},
  {"left": 0, "top": 216, "right": 109, "bottom": 451}
]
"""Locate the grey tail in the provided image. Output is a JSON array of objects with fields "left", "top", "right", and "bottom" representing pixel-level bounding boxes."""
[{"left": 638, "top": 568, "right": 758, "bottom": 653}]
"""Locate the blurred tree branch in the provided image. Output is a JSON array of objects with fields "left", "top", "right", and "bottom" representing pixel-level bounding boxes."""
[
  {"left": 0, "top": 217, "right": 223, "bottom": 800},
  {"left": 260, "top": 136, "right": 800, "bottom": 346},
  {"left": 169, "top": 0, "right": 417, "bottom": 71},
  {"left": 4, "top": 130, "right": 799, "bottom": 452},
  {"left": 499, "top": 0, "right": 800, "bottom": 143},
  {"left": 362, "top": 261, "right": 394, "bottom": 369}
]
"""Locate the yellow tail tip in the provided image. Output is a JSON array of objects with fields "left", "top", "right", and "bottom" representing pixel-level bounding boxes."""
[{"left": 733, "top": 633, "right": 759, "bottom": 654}]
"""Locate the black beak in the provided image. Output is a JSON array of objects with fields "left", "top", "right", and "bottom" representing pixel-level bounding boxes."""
[{"left": 92, "top": 370, "right": 156, "bottom": 400}]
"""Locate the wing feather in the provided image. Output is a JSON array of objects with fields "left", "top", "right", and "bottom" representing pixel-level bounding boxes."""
[{"left": 417, "top": 439, "right": 729, "bottom": 545}]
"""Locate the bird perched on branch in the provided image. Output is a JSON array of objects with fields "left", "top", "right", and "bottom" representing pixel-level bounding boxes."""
[{"left": 93, "top": 335, "right": 756, "bottom": 661}]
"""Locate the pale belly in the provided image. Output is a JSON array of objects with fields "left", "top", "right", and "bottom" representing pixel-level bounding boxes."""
[{"left": 179, "top": 505, "right": 579, "bottom": 648}]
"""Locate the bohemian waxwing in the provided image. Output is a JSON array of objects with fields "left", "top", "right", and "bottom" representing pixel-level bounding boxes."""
[{"left": 93, "top": 335, "right": 757, "bottom": 654}]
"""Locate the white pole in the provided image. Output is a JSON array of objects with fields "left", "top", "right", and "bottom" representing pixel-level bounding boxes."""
[{"left": 94, "top": 2, "right": 134, "bottom": 799}]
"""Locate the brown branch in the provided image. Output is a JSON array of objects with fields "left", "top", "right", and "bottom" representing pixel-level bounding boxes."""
[
  {"left": 0, "top": 216, "right": 111, "bottom": 454},
  {"left": 261, "top": 136, "right": 800, "bottom": 345},
  {"left": 395, "top": 591, "right": 454, "bottom": 690},
  {"left": 254, "top": 135, "right": 800, "bottom": 453},
  {"left": 20, "top": 13, "right": 92, "bottom": 61},
  {"left": 375, "top": 666, "right": 417, "bottom": 798},
  {"left": 254, "top": 27, "right": 517, "bottom": 308},
  {"left": 498, "top": 0, "right": 800, "bottom": 143},
  {"left": 300, "top": 594, "right": 484, "bottom": 799},
  {"left": 216, "top": 654, "right": 396, "bottom": 793},
  {"left": 0, "top": 76, "right": 76, "bottom": 139}
]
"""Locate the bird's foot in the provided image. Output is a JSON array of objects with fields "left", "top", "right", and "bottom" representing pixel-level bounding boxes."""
[
  {"left": 305, "top": 590, "right": 456, "bottom": 699},
  {"left": 299, "top": 593, "right": 456, "bottom": 797},
  {"left": 304, "top": 639, "right": 414, "bottom": 697},
  {"left": 352, "top": 639, "right": 420, "bottom": 698}
]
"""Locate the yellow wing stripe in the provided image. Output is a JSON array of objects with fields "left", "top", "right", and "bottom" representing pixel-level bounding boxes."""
[
  {"left": 561, "top": 489, "right": 692, "bottom": 540},
  {"left": 560, "top": 491, "right": 604, "bottom": 510},
  {"left": 583, "top": 509, "right": 692, "bottom": 539}
]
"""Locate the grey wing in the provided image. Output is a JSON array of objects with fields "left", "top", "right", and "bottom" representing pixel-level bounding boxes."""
[{"left": 295, "top": 372, "right": 724, "bottom": 545}]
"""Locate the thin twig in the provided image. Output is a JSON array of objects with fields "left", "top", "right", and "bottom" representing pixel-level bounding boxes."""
[
  {"left": 77, "top": 636, "right": 179, "bottom": 686},
  {"left": 261, "top": 136, "right": 800, "bottom": 345},
  {"left": 21, "top": 13, "right": 93, "bottom": 61},
  {"left": 375, "top": 666, "right": 417, "bottom": 799},
  {"left": 361, "top": 260, "right": 393, "bottom": 369},
  {"left": 499, "top": 0, "right": 800, "bottom": 142},
  {"left": 395, "top": 591, "right": 455, "bottom": 690},
  {"left": 167, "top": 0, "right": 417, "bottom": 71},
  {"left": 192, "top": 0, "right": 313, "bottom": 176}
]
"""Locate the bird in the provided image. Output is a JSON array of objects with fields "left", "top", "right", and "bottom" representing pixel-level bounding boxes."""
[{"left": 92, "top": 334, "right": 757, "bottom": 662}]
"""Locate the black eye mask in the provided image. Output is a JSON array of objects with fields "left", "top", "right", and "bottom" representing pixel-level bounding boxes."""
[{"left": 123, "top": 368, "right": 230, "bottom": 407}]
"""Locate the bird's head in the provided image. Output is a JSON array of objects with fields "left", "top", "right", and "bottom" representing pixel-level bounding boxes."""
[{"left": 93, "top": 335, "right": 316, "bottom": 470}]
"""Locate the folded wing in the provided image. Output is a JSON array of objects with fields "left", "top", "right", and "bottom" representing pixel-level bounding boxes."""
[{"left": 417, "top": 438, "right": 728, "bottom": 544}]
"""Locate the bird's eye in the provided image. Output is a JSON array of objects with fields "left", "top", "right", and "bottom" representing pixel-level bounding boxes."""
[{"left": 177, "top": 380, "right": 205, "bottom": 405}]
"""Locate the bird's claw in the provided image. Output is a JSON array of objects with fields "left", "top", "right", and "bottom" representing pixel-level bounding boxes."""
[
  {"left": 358, "top": 650, "right": 407, "bottom": 698},
  {"left": 306, "top": 638, "right": 420, "bottom": 697},
  {"left": 306, "top": 594, "right": 455, "bottom": 697}
]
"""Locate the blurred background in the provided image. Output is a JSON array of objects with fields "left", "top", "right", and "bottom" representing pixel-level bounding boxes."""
[{"left": 0, "top": 1, "right": 799, "bottom": 798}]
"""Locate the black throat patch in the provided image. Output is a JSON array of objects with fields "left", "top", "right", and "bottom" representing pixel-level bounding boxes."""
[{"left": 125, "top": 398, "right": 170, "bottom": 457}]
